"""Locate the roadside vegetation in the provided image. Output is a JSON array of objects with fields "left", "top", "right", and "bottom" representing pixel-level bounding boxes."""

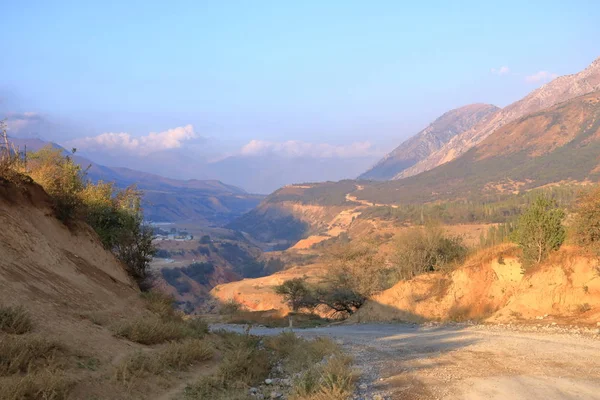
[
  {"left": 0, "top": 132, "right": 155, "bottom": 290},
  {"left": 183, "top": 330, "right": 355, "bottom": 400},
  {"left": 511, "top": 196, "right": 566, "bottom": 267},
  {"left": 0, "top": 303, "right": 72, "bottom": 400},
  {"left": 275, "top": 188, "right": 600, "bottom": 317},
  {"left": 359, "top": 185, "right": 578, "bottom": 225}
]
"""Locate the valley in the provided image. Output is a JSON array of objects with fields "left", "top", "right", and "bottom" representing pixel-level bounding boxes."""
[{"left": 2, "top": 9, "right": 600, "bottom": 398}]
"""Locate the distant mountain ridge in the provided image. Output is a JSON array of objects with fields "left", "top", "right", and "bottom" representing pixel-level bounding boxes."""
[
  {"left": 232, "top": 90, "right": 600, "bottom": 246},
  {"left": 395, "top": 56, "right": 600, "bottom": 178},
  {"left": 358, "top": 90, "right": 600, "bottom": 204},
  {"left": 11, "top": 138, "right": 263, "bottom": 224},
  {"left": 359, "top": 103, "right": 499, "bottom": 180}
]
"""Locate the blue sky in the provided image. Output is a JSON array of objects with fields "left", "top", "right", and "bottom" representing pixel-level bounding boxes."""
[{"left": 1, "top": 0, "right": 599, "bottom": 164}]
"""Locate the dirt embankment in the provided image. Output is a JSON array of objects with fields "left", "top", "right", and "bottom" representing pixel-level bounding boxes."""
[
  {"left": 0, "top": 179, "right": 216, "bottom": 399},
  {"left": 356, "top": 245, "right": 600, "bottom": 325},
  {"left": 210, "top": 264, "right": 329, "bottom": 313},
  {"left": 213, "top": 240, "right": 600, "bottom": 327}
]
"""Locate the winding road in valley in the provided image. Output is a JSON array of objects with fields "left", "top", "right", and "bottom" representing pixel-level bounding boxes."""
[{"left": 214, "top": 323, "right": 600, "bottom": 400}]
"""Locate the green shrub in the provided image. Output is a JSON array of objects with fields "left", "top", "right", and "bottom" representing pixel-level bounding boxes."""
[
  {"left": 511, "top": 196, "right": 566, "bottom": 266},
  {"left": 274, "top": 278, "right": 312, "bottom": 313},
  {"left": 0, "top": 305, "right": 33, "bottom": 334},
  {"left": 572, "top": 186, "right": 600, "bottom": 252}
]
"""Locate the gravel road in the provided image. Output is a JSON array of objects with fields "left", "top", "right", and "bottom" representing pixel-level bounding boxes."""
[{"left": 212, "top": 323, "right": 600, "bottom": 400}]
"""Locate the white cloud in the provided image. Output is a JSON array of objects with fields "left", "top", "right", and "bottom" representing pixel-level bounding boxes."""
[
  {"left": 5, "top": 112, "right": 44, "bottom": 133},
  {"left": 525, "top": 70, "right": 558, "bottom": 83},
  {"left": 238, "top": 140, "right": 379, "bottom": 158},
  {"left": 69, "top": 125, "right": 198, "bottom": 155},
  {"left": 491, "top": 66, "right": 510, "bottom": 76}
]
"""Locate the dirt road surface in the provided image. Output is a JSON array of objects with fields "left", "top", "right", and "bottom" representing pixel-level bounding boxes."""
[{"left": 213, "top": 323, "right": 600, "bottom": 400}]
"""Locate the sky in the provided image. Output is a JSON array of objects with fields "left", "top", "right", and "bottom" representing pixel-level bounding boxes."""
[{"left": 1, "top": 0, "right": 600, "bottom": 192}]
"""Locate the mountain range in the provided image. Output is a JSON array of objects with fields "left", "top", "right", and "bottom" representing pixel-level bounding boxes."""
[
  {"left": 362, "top": 56, "right": 600, "bottom": 181},
  {"left": 359, "top": 104, "right": 499, "bottom": 180},
  {"left": 231, "top": 56, "right": 600, "bottom": 246}
]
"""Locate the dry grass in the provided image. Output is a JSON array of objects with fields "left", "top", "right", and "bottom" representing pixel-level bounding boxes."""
[
  {"left": 183, "top": 331, "right": 352, "bottom": 400},
  {"left": 114, "top": 291, "right": 209, "bottom": 345},
  {"left": 0, "top": 370, "right": 72, "bottom": 400},
  {"left": 266, "top": 332, "right": 339, "bottom": 373},
  {"left": 464, "top": 243, "right": 518, "bottom": 268},
  {"left": 0, "top": 305, "right": 33, "bottom": 334},
  {"left": 0, "top": 335, "right": 64, "bottom": 376},
  {"left": 114, "top": 315, "right": 208, "bottom": 345},
  {"left": 289, "top": 354, "right": 356, "bottom": 400},
  {"left": 228, "top": 310, "right": 327, "bottom": 328},
  {"left": 140, "top": 291, "right": 177, "bottom": 320},
  {"left": 183, "top": 332, "right": 270, "bottom": 400},
  {"left": 114, "top": 338, "right": 214, "bottom": 384}
]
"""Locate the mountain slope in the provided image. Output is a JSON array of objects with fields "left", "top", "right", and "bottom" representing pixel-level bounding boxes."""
[
  {"left": 397, "top": 56, "right": 600, "bottom": 178},
  {"left": 359, "top": 103, "right": 499, "bottom": 180},
  {"left": 356, "top": 91, "right": 600, "bottom": 204}
]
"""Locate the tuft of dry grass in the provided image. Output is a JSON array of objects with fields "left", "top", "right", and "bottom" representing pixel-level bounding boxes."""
[
  {"left": 183, "top": 331, "right": 270, "bottom": 399},
  {"left": 0, "top": 305, "right": 33, "bottom": 334},
  {"left": 0, "top": 335, "right": 63, "bottom": 376},
  {"left": 140, "top": 291, "right": 177, "bottom": 320},
  {"left": 228, "top": 310, "right": 327, "bottom": 328},
  {"left": 289, "top": 354, "right": 356, "bottom": 400},
  {"left": 114, "top": 338, "right": 214, "bottom": 384},
  {"left": 217, "top": 341, "right": 270, "bottom": 385},
  {"left": 114, "top": 315, "right": 208, "bottom": 345},
  {"left": 184, "top": 331, "right": 352, "bottom": 400},
  {"left": 183, "top": 376, "right": 249, "bottom": 400},
  {"left": 158, "top": 338, "right": 214, "bottom": 370},
  {"left": 266, "top": 332, "right": 339, "bottom": 374},
  {"left": 0, "top": 370, "right": 72, "bottom": 400}
]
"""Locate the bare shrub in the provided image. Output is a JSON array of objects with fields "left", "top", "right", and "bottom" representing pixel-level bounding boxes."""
[
  {"left": 219, "top": 299, "right": 241, "bottom": 317},
  {"left": 140, "top": 291, "right": 177, "bottom": 320},
  {"left": 392, "top": 223, "right": 467, "bottom": 280}
]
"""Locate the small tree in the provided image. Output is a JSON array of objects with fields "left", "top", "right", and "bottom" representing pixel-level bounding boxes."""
[
  {"left": 573, "top": 186, "right": 600, "bottom": 252},
  {"left": 512, "top": 196, "right": 566, "bottom": 266},
  {"left": 313, "top": 285, "right": 364, "bottom": 316},
  {"left": 274, "top": 278, "right": 311, "bottom": 313}
]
